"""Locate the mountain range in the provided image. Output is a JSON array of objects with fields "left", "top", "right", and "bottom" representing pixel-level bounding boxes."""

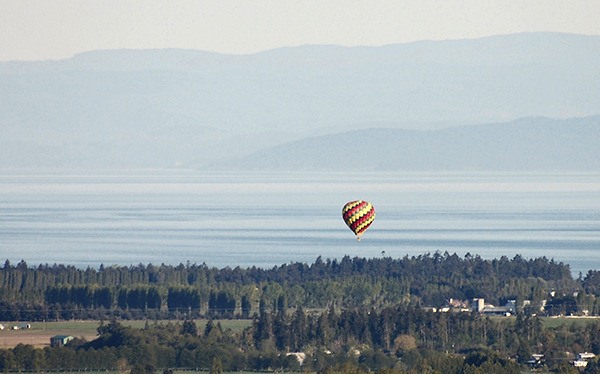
[
  {"left": 213, "top": 115, "right": 600, "bottom": 171},
  {"left": 1, "top": 32, "right": 599, "bottom": 170}
]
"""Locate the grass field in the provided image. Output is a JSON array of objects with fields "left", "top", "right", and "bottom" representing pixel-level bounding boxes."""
[
  {"left": 541, "top": 315, "right": 600, "bottom": 328},
  {"left": 0, "top": 319, "right": 252, "bottom": 349}
]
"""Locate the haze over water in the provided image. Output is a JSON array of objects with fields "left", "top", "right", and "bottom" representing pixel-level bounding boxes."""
[{"left": 0, "top": 170, "right": 599, "bottom": 277}]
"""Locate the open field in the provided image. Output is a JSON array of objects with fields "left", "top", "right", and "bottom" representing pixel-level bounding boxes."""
[
  {"left": 0, "top": 320, "right": 99, "bottom": 348},
  {"left": 0, "top": 319, "right": 252, "bottom": 349},
  {"left": 488, "top": 315, "right": 600, "bottom": 327},
  {"left": 542, "top": 315, "right": 600, "bottom": 328}
]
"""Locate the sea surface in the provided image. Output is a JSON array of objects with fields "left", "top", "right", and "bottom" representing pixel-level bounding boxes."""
[{"left": 0, "top": 170, "right": 599, "bottom": 277}]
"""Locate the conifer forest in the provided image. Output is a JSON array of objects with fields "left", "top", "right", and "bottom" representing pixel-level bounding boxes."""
[{"left": 2, "top": 253, "right": 600, "bottom": 373}]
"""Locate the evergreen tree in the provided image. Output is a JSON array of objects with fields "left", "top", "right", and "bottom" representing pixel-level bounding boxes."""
[
  {"left": 209, "top": 357, "right": 223, "bottom": 374},
  {"left": 181, "top": 320, "right": 198, "bottom": 336}
]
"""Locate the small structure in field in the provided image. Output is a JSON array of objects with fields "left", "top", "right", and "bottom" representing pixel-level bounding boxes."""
[
  {"left": 12, "top": 323, "right": 31, "bottom": 330},
  {"left": 50, "top": 335, "right": 74, "bottom": 347}
]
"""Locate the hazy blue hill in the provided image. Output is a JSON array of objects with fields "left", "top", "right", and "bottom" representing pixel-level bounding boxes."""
[
  {"left": 213, "top": 116, "right": 600, "bottom": 171},
  {"left": 1, "top": 32, "right": 599, "bottom": 169}
]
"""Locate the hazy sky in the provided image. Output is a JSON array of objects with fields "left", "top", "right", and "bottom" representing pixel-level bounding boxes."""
[{"left": 2, "top": 0, "right": 600, "bottom": 61}]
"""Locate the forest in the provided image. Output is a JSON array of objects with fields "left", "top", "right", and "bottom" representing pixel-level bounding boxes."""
[{"left": 3, "top": 253, "right": 600, "bottom": 372}]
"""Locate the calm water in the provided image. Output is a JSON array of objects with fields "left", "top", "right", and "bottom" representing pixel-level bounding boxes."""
[{"left": 0, "top": 170, "right": 599, "bottom": 277}]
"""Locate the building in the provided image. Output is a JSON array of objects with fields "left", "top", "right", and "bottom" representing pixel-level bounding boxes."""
[
  {"left": 50, "top": 335, "right": 74, "bottom": 347},
  {"left": 526, "top": 354, "right": 544, "bottom": 368},
  {"left": 578, "top": 352, "right": 595, "bottom": 360},
  {"left": 471, "top": 298, "right": 485, "bottom": 312},
  {"left": 470, "top": 298, "right": 522, "bottom": 316},
  {"left": 11, "top": 323, "right": 31, "bottom": 330},
  {"left": 573, "top": 352, "right": 595, "bottom": 368},
  {"left": 504, "top": 300, "right": 516, "bottom": 314}
]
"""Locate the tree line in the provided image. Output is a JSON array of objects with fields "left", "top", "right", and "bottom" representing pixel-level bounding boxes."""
[{"left": 3, "top": 252, "right": 600, "bottom": 321}]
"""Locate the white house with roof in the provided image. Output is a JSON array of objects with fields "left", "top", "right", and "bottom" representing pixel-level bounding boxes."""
[{"left": 573, "top": 352, "right": 595, "bottom": 367}]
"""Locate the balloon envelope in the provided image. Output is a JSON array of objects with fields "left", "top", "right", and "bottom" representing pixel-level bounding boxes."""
[{"left": 342, "top": 200, "right": 375, "bottom": 239}]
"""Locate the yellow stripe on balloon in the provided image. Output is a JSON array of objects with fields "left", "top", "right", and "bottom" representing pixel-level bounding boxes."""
[
  {"left": 347, "top": 204, "right": 373, "bottom": 224},
  {"left": 356, "top": 215, "right": 375, "bottom": 233}
]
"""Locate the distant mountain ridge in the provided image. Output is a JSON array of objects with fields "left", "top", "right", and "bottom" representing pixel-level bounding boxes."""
[
  {"left": 1, "top": 32, "right": 599, "bottom": 169},
  {"left": 212, "top": 116, "right": 600, "bottom": 171}
]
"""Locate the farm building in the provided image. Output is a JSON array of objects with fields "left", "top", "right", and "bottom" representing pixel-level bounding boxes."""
[
  {"left": 50, "top": 335, "right": 74, "bottom": 347},
  {"left": 11, "top": 323, "right": 31, "bottom": 330}
]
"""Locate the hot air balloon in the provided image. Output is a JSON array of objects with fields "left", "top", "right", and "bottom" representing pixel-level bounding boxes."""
[{"left": 342, "top": 200, "right": 375, "bottom": 241}]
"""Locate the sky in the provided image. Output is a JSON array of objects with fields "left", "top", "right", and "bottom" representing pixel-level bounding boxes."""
[{"left": 1, "top": 0, "right": 600, "bottom": 61}]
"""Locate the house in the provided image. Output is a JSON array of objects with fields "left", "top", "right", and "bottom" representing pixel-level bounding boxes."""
[
  {"left": 573, "top": 352, "right": 595, "bottom": 368},
  {"left": 440, "top": 298, "right": 470, "bottom": 312},
  {"left": 526, "top": 354, "right": 544, "bottom": 368},
  {"left": 578, "top": 352, "right": 595, "bottom": 360},
  {"left": 50, "top": 335, "right": 74, "bottom": 347}
]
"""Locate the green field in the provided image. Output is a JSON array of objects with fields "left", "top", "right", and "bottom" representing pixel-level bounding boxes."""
[
  {"left": 0, "top": 319, "right": 253, "bottom": 349},
  {"left": 541, "top": 316, "right": 600, "bottom": 328}
]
